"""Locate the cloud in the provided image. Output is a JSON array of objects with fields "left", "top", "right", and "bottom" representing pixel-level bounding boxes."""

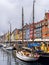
[
  {"left": 34, "top": 0, "right": 49, "bottom": 22},
  {"left": 0, "top": 0, "right": 49, "bottom": 35}
]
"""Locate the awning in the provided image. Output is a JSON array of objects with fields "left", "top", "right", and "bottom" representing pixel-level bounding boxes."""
[{"left": 28, "top": 42, "right": 41, "bottom": 48}]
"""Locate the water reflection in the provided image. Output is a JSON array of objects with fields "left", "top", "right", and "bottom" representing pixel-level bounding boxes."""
[
  {"left": 0, "top": 49, "right": 44, "bottom": 65},
  {"left": 16, "top": 58, "right": 41, "bottom": 65},
  {"left": 7, "top": 53, "right": 11, "bottom": 65},
  {"left": 0, "top": 49, "right": 7, "bottom": 65}
]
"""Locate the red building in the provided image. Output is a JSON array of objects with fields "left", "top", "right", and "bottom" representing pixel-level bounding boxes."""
[
  {"left": 30, "top": 12, "right": 49, "bottom": 39},
  {"left": 30, "top": 23, "right": 35, "bottom": 40}
]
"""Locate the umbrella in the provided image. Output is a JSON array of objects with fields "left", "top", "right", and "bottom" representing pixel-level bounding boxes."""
[
  {"left": 28, "top": 42, "right": 41, "bottom": 48},
  {"left": 32, "top": 43, "right": 41, "bottom": 47}
]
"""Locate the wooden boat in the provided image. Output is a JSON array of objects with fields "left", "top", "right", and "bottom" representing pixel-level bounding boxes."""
[
  {"left": 16, "top": 6, "right": 40, "bottom": 61},
  {"left": 16, "top": 47, "right": 40, "bottom": 61},
  {"left": 16, "top": 51, "right": 39, "bottom": 61}
]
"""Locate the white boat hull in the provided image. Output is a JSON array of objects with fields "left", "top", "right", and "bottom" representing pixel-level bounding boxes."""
[
  {"left": 6, "top": 46, "right": 13, "bottom": 51},
  {"left": 16, "top": 52, "right": 39, "bottom": 61}
]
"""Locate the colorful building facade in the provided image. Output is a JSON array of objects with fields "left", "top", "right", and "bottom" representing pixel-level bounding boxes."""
[
  {"left": 34, "top": 22, "right": 42, "bottom": 39},
  {"left": 30, "top": 12, "right": 49, "bottom": 39},
  {"left": 42, "top": 13, "right": 49, "bottom": 38},
  {"left": 1, "top": 12, "right": 49, "bottom": 41}
]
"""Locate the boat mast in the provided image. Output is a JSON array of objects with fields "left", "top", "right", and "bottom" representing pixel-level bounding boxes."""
[
  {"left": 33, "top": 0, "right": 35, "bottom": 42},
  {"left": 9, "top": 22, "right": 11, "bottom": 46},
  {"left": 22, "top": 7, "right": 24, "bottom": 43},
  {"left": 10, "top": 23, "right": 11, "bottom": 45}
]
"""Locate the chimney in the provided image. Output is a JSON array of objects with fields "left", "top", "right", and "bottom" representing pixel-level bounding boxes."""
[{"left": 45, "top": 12, "right": 49, "bottom": 20}]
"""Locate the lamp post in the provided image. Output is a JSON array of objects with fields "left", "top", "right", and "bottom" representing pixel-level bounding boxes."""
[{"left": 33, "top": 0, "right": 35, "bottom": 42}]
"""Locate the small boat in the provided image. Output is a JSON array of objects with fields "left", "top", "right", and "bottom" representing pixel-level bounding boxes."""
[
  {"left": 2, "top": 44, "right": 7, "bottom": 48},
  {"left": 0, "top": 44, "right": 3, "bottom": 48},
  {"left": 6, "top": 46, "right": 13, "bottom": 51},
  {"left": 16, "top": 47, "right": 40, "bottom": 61}
]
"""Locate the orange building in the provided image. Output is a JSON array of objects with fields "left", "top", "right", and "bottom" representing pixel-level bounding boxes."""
[
  {"left": 42, "top": 12, "right": 49, "bottom": 39},
  {"left": 30, "top": 12, "right": 49, "bottom": 39}
]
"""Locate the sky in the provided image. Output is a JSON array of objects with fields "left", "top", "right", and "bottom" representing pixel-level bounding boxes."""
[{"left": 0, "top": 0, "right": 49, "bottom": 35}]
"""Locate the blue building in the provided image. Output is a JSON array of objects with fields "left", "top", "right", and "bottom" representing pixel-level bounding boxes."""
[
  {"left": 24, "top": 24, "right": 30, "bottom": 40},
  {"left": 34, "top": 22, "right": 42, "bottom": 39},
  {"left": 25, "top": 29, "right": 30, "bottom": 40}
]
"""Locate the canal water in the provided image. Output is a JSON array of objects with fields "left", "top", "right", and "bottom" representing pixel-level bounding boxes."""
[{"left": 0, "top": 48, "right": 49, "bottom": 65}]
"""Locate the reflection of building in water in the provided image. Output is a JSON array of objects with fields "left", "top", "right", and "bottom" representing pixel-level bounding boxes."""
[{"left": 7, "top": 54, "right": 11, "bottom": 65}]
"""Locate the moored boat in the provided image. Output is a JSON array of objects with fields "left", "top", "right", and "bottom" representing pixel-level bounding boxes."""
[
  {"left": 6, "top": 46, "right": 13, "bottom": 51},
  {"left": 16, "top": 47, "right": 40, "bottom": 61}
]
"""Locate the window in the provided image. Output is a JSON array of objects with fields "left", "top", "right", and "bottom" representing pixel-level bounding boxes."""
[
  {"left": 48, "top": 25, "right": 49, "bottom": 28},
  {"left": 48, "top": 20, "right": 49, "bottom": 23}
]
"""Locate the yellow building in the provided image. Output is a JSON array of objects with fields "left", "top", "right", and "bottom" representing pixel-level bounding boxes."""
[
  {"left": 11, "top": 33, "right": 15, "bottom": 40},
  {"left": 5, "top": 32, "right": 10, "bottom": 42},
  {"left": 15, "top": 34, "right": 19, "bottom": 40},
  {"left": 19, "top": 31, "right": 22, "bottom": 40}
]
